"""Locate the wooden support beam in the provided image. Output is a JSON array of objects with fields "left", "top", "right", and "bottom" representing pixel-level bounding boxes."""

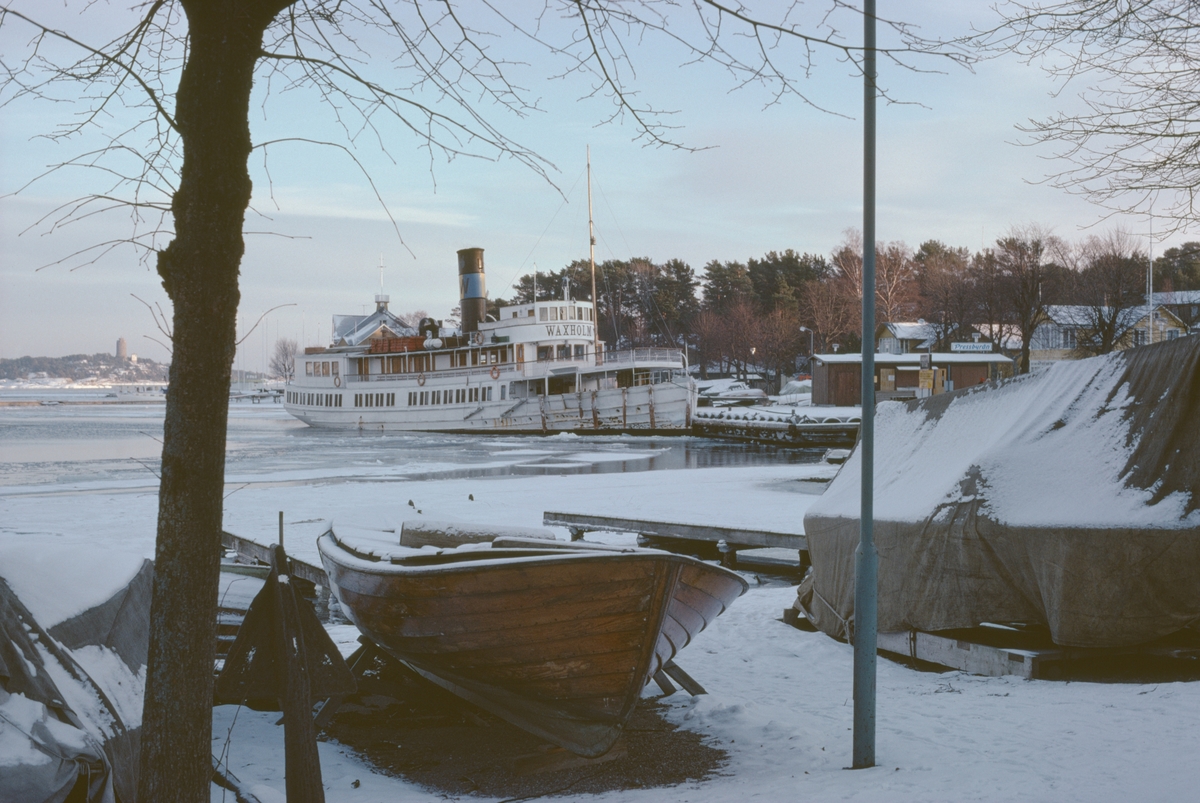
[
  {"left": 652, "top": 669, "right": 677, "bottom": 696},
  {"left": 662, "top": 660, "right": 707, "bottom": 696}
]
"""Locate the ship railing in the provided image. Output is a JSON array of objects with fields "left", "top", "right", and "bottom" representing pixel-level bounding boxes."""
[
  {"left": 596, "top": 348, "right": 683, "bottom": 367},
  {"left": 342, "top": 347, "right": 685, "bottom": 382}
]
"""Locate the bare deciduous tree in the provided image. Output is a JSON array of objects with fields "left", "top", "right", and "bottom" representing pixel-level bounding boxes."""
[
  {"left": 874, "top": 241, "right": 918, "bottom": 324},
  {"left": 269, "top": 337, "right": 297, "bottom": 379},
  {"left": 978, "top": 1, "right": 1200, "bottom": 232},
  {"left": 914, "top": 240, "right": 975, "bottom": 349},
  {"left": 1068, "top": 230, "right": 1149, "bottom": 355}
]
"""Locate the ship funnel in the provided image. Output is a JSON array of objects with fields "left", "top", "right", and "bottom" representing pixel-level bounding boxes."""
[{"left": 457, "top": 247, "right": 487, "bottom": 333}]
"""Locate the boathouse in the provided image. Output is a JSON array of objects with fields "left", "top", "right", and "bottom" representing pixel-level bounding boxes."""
[{"left": 811, "top": 352, "right": 1015, "bottom": 406}]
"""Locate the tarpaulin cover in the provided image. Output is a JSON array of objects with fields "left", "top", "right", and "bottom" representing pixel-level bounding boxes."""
[
  {"left": 797, "top": 336, "right": 1200, "bottom": 648},
  {"left": 0, "top": 560, "right": 151, "bottom": 803}
]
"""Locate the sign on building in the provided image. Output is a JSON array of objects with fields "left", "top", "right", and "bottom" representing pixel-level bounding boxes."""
[{"left": 951, "top": 342, "right": 993, "bottom": 353}]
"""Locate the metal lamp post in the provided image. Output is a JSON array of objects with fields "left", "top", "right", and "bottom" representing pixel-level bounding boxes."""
[
  {"left": 799, "top": 326, "right": 814, "bottom": 370},
  {"left": 853, "top": 0, "right": 879, "bottom": 771}
]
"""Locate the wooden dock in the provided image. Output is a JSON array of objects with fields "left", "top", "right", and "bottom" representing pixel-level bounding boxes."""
[
  {"left": 221, "top": 530, "right": 328, "bottom": 587},
  {"left": 542, "top": 511, "right": 808, "bottom": 571},
  {"left": 692, "top": 414, "right": 858, "bottom": 449}
]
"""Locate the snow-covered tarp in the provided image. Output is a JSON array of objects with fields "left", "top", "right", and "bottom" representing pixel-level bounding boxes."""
[
  {"left": 0, "top": 552, "right": 149, "bottom": 803},
  {"left": 798, "top": 335, "right": 1200, "bottom": 648}
]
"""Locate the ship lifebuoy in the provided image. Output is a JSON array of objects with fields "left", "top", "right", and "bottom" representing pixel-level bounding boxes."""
[
  {"left": 417, "top": 374, "right": 426, "bottom": 386},
  {"left": 334, "top": 376, "right": 341, "bottom": 387},
  {"left": 490, "top": 365, "right": 500, "bottom": 380}
]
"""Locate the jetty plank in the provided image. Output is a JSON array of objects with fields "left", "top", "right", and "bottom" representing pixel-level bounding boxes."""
[{"left": 542, "top": 511, "right": 806, "bottom": 551}]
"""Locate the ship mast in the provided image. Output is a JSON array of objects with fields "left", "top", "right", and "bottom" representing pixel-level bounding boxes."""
[{"left": 587, "top": 146, "right": 601, "bottom": 361}]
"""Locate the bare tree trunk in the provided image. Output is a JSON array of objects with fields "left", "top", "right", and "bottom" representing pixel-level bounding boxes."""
[{"left": 139, "top": 3, "right": 279, "bottom": 800}]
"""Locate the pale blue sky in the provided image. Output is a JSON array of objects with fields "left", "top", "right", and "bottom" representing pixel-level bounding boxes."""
[{"left": 1, "top": 2, "right": 1189, "bottom": 370}]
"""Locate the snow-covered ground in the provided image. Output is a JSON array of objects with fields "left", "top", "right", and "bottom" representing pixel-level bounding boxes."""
[{"left": 3, "top": 401, "right": 1199, "bottom": 802}]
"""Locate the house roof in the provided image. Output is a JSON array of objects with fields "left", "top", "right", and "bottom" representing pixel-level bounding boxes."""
[
  {"left": 332, "top": 307, "right": 417, "bottom": 347},
  {"left": 1151, "top": 290, "right": 1200, "bottom": 305},
  {"left": 880, "top": 321, "right": 940, "bottom": 342},
  {"left": 1041, "top": 304, "right": 1185, "bottom": 328}
]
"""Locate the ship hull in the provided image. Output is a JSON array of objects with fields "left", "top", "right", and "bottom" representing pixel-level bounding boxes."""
[{"left": 287, "top": 376, "right": 694, "bottom": 432}]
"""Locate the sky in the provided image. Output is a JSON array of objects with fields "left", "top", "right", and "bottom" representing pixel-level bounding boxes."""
[{"left": 1, "top": 1, "right": 1193, "bottom": 371}]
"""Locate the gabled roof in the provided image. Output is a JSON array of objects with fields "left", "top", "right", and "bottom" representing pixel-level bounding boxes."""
[
  {"left": 331, "top": 308, "right": 417, "bottom": 347},
  {"left": 1151, "top": 290, "right": 1200, "bottom": 305},
  {"left": 879, "top": 321, "right": 940, "bottom": 343},
  {"left": 1042, "top": 304, "right": 1185, "bottom": 329}
]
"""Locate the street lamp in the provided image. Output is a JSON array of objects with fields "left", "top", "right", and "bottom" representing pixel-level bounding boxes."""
[
  {"left": 799, "top": 326, "right": 814, "bottom": 376},
  {"left": 799, "top": 325, "right": 814, "bottom": 358}
]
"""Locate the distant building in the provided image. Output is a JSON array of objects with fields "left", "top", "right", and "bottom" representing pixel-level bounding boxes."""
[
  {"left": 811, "top": 352, "right": 1015, "bottom": 406},
  {"left": 116, "top": 337, "right": 128, "bottom": 360},
  {"left": 876, "top": 321, "right": 989, "bottom": 354},
  {"left": 1151, "top": 290, "right": 1200, "bottom": 335},
  {"left": 1028, "top": 304, "right": 1188, "bottom": 369}
]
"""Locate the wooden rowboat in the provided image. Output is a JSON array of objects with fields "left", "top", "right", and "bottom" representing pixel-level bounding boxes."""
[{"left": 317, "top": 528, "right": 748, "bottom": 757}]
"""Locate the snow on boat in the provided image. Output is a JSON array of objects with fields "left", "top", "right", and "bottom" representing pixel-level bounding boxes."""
[
  {"left": 798, "top": 335, "right": 1200, "bottom": 648},
  {"left": 284, "top": 248, "right": 694, "bottom": 432},
  {"left": 317, "top": 527, "right": 747, "bottom": 757}
]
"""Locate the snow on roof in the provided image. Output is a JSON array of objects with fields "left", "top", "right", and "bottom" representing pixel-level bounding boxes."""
[
  {"left": 814, "top": 352, "right": 1012, "bottom": 365},
  {"left": 881, "top": 321, "right": 940, "bottom": 342},
  {"left": 331, "top": 308, "right": 417, "bottom": 347},
  {"left": 1152, "top": 290, "right": 1200, "bottom": 305},
  {"left": 1042, "top": 303, "right": 1186, "bottom": 328},
  {"left": 1042, "top": 304, "right": 1146, "bottom": 328}
]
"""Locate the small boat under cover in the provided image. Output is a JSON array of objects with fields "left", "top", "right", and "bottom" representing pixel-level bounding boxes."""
[{"left": 318, "top": 526, "right": 748, "bottom": 757}]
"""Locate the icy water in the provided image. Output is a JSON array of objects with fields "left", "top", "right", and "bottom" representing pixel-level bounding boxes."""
[{"left": 0, "top": 393, "right": 820, "bottom": 489}]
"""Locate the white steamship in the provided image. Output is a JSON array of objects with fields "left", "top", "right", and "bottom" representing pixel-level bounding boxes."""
[{"left": 282, "top": 248, "right": 695, "bottom": 432}]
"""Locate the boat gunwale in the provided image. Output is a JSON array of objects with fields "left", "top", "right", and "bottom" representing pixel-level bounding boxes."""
[{"left": 318, "top": 529, "right": 750, "bottom": 595}]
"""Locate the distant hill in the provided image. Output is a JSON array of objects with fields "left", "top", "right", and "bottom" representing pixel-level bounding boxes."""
[{"left": 0, "top": 353, "right": 170, "bottom": 382}]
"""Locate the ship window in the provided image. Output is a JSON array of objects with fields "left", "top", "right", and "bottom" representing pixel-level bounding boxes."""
[
  {"left": 420, "top": 391, "right": 427, "bottom": 405},
  {"left": 528, "top": 309, "right": 535, "bottom": 317},
  {"left": 490, "top": 351, "right": 498, "bottom": 363},
  {"left": 305, "top": 362, "right": 313, "bottom": 376},
  {"left": 557, "top": 344, "right": 569, "bottom": 360},
  {"left": 549, "top": 307, "right": 558, "bottom": 321},
  {"left": 387, "top": 393, "right": 395, "bottom": 406},
  {"left": 574, "top": 345, "right": 585, "bottom": 358},
  {"left": 500, "top": 385, "right": 506, "bottom": 400},
  {"left": 322, "top": 362, "right": 330, "bottom": 376},
  {"left": 512, "top": 311, "right": 519, "bottom": 318},
  {"left": 332, "top": 362, "right": 339, "bottom": 376},
  {"left": 569, "top": 306, "right": 576, "bottom": 320},
  {"left": 336, "top": 395, "right": 342, "bottom": 407},
  {"left": 539, "top": 307, "right": 548, "bottom": 321},
  {"left": 377, "top": 393, "right": 384, "bottom": 407},
  {"left": 537, "top": 346, "right": 551, "bottom": 361}
]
